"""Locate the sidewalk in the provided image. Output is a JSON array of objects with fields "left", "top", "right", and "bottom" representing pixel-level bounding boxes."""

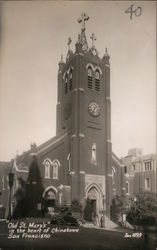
[{"left": 83, "top": 215, "right": 119, "bottom": 230}]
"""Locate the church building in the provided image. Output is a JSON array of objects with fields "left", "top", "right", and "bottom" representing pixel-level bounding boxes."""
[{"left": 0, "top": 13, "right": 124, "bottom": 218}]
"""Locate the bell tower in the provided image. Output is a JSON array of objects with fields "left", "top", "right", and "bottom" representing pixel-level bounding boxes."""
[{"left": 56, "top": 13, "right": 112, "bottom": 215}]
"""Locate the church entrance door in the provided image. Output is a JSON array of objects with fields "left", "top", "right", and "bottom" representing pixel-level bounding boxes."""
[
  {"left": 45, "top": 190, "right": 56, "bottom": 206},
  {"left": 43, "top": 188, "right": 57, "bottom": 216},
  {"left": 84, "top": 187, "right": 101, "bottom": 223},
  {"left": 83, "top": 198, "right": 96, "bottom": 222}
]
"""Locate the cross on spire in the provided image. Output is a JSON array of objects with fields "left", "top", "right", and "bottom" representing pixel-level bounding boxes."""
[
  {"left": 90, "top": 33, "right": 96, "bottom": 47},
  {"left": 78, "top": 12, "right": 89, "bottom": 31},
  {"left": 67, "top": 37, "right": 72, "bottom": 50}
]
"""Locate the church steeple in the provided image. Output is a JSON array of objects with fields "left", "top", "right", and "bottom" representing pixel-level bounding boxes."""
[{"left": 55, "top": 13, "right": 112, "bottom": 215}]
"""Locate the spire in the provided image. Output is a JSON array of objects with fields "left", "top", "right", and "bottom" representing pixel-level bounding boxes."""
[
  {"left": 90, "top": 33, "right": 96, "bottom": 48},
  {"left": 89, "top": 33, "right": 98, "bottom": 56},
  {"left": 58, "top": 54, "right": 65, "bottom": 72},
  {"left": 66, "top": 37, "right": 73, "bottom": 60},
  {"left": 77, "top": 12, "right": 89, "bottom": 52},
  {"left": 102, "top": 47, "right": 110, "bottom": 65},
  {"left": 67, "top": 37, "right": 72, "bottom": 51},
  {"left": 105, "top": 48, "right": 109, "bottom": 56}
]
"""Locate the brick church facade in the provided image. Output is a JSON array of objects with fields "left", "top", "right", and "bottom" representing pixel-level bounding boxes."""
[{"left": 21, "top": 12, "right": 113, "bottom": 215}]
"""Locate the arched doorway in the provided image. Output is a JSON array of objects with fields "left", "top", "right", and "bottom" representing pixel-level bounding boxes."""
[
  {"left": 42, "top": 186, "right": 57, "bottom": 214},
  {"left": 45, "top": 190, "right": 56, "bottom": 207},
  {"left": 84, "top": 185, "right": 103, "bottom": 222}
]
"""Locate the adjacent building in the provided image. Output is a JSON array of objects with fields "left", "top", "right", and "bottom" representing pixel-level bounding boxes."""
[{"left": 122, "top": 148, "right": 157, "bottom": 196}]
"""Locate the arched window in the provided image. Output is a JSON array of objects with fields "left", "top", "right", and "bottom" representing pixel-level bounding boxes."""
[
  {"left": 88, "top": 67, "right": 92, "bottom": 77},
  {"left": 95, "top": 70, "right": 100, "bottom": 91},
  {"left": 52, "top": 159, "right": 61, "bottom": 180},
  {"left": 43, "top": 159, "right": 51, "bottom": 179},
  {"left": 87, "top": 67, "right": 93, "bottom": 89},
  {"left": 126, "top": 181, "right": 129, "bottom": 194},
  {"left": 69, "top": 70, "right": 72, "bottom": 91},
  {"left": 64, "top": 74, "right": 68, "bottom": 95},
  {"left": 95, "top": 70, "right": 100, "bottom": 79},
  {"left": 112, "top": 167, "right": 116, "bottom": 184}
]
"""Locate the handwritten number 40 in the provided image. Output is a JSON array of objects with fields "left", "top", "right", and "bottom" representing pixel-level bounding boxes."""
[{"left": 125, "top": 4, "right": 142, "bottom": 20}]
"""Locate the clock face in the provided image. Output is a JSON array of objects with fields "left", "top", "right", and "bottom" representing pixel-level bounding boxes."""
[
  {"left": 64, "top": 103, "right": 72, "bottom": 120},
  {"left": 88, "top": 101, "right": 100, "bottom": 117}
]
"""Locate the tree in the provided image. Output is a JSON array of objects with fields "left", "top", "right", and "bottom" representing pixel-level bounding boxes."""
[
  {"left": 110, "top": 195, "right": 126, "bottom": 223},
  {"left": 12, "top": 177, "right": 27, "bottom": 218},
  {"left": 13, "top": 156, "right": 44, "bottom": 218},
  {"left": 71, "top": 199, "right": 83, "bottom": 215},
  {"left": 127, "top": 192, "right": 157, "bottom": 226},
  {"left": 25, "top": 155, "right": 44, "bottom": 217}
]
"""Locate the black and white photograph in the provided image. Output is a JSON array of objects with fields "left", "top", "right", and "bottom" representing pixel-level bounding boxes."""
[{"left": 0, "top": 1, "right": 156, "bottom": 249}]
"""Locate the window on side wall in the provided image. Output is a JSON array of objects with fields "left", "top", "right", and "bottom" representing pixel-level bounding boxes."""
[
  {"left": 52, "top": 160, "right": 61, "bottom": 180},
  {"left": 44, "top": 160, "right": 51, "bottom": 179},
  {"left": 144, "top": 161, "right": 152, "bottom": 171}
]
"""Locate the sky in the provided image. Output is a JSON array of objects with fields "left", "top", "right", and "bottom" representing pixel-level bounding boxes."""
[{"left": 0, "top": 1, "right": 156, "bottom": 161}]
